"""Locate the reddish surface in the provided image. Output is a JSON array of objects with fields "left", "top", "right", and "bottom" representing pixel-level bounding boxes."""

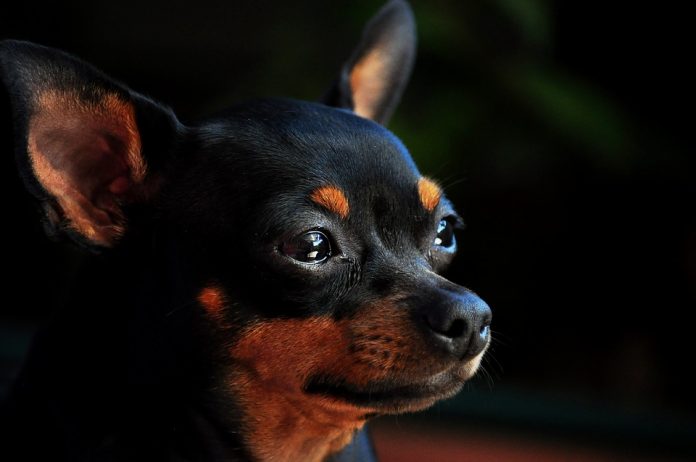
[{"left": 370, "top": 422, "right": 669, "bottom": 462}]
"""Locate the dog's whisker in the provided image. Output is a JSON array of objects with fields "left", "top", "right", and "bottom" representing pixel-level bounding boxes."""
[{"left": 164, "top": 300, "right": 197, "bottom": 318}]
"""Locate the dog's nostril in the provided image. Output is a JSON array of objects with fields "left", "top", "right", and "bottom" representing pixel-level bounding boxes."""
[
  {"left": 423, "top": 312, "right": 468, "bottom": 339},
  {"left": 442, "top": 318, "right": 466, "bottom": 339}
]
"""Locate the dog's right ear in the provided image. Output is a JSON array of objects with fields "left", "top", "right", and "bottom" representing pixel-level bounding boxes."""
[{"left": 0, "top": 40, "right": 181, "bottom": 250}]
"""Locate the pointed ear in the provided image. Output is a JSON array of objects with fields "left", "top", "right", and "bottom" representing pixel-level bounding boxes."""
[
  {"left": 322, "top": 0, "right": 416, "bottom": 125},
  {"left": 0, "top": 40, "right": 181, "bottom": 249}
]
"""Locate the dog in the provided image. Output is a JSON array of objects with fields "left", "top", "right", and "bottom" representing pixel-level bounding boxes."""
[{"left": 0, "top": 1, "right": 491, "bottom": 460}]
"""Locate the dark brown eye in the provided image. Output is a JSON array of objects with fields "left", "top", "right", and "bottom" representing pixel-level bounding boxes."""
[
  {"left": 281, "top": 231, "right": 332, "bottom": 264},
  {"left": 434, "top": 219, "right": 456, "bottom": 250}
]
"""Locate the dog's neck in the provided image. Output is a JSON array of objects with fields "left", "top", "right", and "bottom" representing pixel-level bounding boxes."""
[{"left": 220, "top": 371, "right": 368, "bottom": 462}]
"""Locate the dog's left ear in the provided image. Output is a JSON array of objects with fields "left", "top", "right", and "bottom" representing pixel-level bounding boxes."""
[
  {"left": 0, "top": 40, "right": 181, "bottom": 249},
  {"left": 322, "top": 0, "right": 416, "bottom": 125}
]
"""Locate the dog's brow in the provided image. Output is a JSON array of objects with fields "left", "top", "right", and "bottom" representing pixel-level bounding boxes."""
[
  {"left": 417, "top": 177, "right": 441, "bottom": 212},
  {"left": 310, "top": 185, "right": 350, "bottom": 219}
]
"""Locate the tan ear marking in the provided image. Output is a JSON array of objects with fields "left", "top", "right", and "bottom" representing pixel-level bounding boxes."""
[
  {"left": 349, "top": 48, "right": 390, "bottom": 121},
  {"left": 310, "top": 185, "right": 350, "bottom": 219},
  {"left": 417, "top": 177, "right": 441, "bottom": 212}
]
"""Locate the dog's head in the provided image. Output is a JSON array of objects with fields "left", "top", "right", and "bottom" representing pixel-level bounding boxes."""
[{"left": 1, "top": 0, "right": 490, "bottom": 457}]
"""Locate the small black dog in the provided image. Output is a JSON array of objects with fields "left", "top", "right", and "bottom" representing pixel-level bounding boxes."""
[{"left": 0, "top": 1, "right": 491, "bottom": 461}]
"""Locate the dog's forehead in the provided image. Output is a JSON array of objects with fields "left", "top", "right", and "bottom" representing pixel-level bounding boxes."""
[
  {"left": 196, "top": 99, "right": 421, "bottom": 187},
  {"left": 186, "top": 99, "right": 440, "bottom": 232}
]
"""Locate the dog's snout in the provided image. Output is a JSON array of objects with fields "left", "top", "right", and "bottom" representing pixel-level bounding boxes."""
[{"left": 421, "top": 291, "right": 491, "bottom": 359}]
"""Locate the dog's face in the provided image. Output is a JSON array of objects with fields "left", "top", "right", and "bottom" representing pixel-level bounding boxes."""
[
  {"left": 1, "top": 0, "right": 490, "bottom": 459},
  {"left": 168, "top": 100, "right": 490, "bottom": 416}
]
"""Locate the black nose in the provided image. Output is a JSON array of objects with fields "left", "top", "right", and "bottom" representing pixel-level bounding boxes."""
[{"left": 421, "top": 290, "right": 492, "bottom": 359}]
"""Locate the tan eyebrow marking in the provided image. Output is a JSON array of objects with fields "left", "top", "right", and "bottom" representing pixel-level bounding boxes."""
[
  {"left": 310, "top": 185, "right": 350, "bottom": 219},
  {"left": 417, "top": 177, "right": 442, "bottom": 212}
]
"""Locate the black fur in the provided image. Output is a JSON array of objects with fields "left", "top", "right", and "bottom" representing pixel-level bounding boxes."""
[{"left": 0, "top": 2, "right": 490, "bottom": 461}]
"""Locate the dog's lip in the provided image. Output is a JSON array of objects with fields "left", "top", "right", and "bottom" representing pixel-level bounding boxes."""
[{"left": 303, "top": 368, "right": 465, "bottom": 412}]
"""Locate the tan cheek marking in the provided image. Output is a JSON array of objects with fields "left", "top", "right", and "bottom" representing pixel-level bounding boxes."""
[
  {"left": 226, "top": 301, "right": 453, "bottom": 461},
  {"left": 229, "top": 317, "right": 365, "bottom": 462},
  {"left": 310, "top": 185, "right": 350, "bottom": 219},
  {"left": 228, "top": 299, "right": 449, "bottom": 395},
  {"left": 197, "top": 285, "right": 227, "bottom": 323},
  {"left": 348, "top": 301, "right": 443, "bottom": 381},
  {"left": 417, "top": 177, "right": 441, "bottom": 212},
  {"left": 229, "top": 304, "right": 422, "bottom": 393},
  {"left": 231, "top": 317, "right": 349, "bottom": 388},
  {"left": 228, "top": 300, "right": 439, "bottom": 396}
]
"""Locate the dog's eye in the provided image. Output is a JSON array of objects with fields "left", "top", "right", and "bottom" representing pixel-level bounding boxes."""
[
  {"left": 434, "top": 219, "right": 456, "bottom": 250},
  {"left": 281, "top": 231, "right": 332, "bottom": 264}
]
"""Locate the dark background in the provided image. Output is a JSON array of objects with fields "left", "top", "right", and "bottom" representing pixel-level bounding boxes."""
[{"left": 1, "top": 0, "right": 694, "bottom": 460}]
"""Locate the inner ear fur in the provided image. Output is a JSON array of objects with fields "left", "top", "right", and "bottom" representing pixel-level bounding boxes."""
[
  {"left": 322, "top": 0, "right": 416, "bottom": 125},
  {"left": 27, "top": 89, "right": 145, "bottom": 247},
  {"left": 1, "top": 40, "right": 178, "bottom": 249}
]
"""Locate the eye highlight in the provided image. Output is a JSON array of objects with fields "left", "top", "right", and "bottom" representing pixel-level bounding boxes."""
[
  {"left": 281, "top": 231, "right": 332, "bottom": 264},
  {"left": 433, "top": 219, "right": 456, "bottom": 250}
]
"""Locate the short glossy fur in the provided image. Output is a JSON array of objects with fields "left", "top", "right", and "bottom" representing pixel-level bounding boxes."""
[{"left": 0, "top": 2, "right": 491, "bottom": 461}]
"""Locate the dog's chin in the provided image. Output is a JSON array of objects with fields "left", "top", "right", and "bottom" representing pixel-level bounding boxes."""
[{"left": 304, "top": 358, "right": 483, "bottom": 415}]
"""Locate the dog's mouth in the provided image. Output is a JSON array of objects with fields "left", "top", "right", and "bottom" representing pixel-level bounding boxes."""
[{"left": 304, "top": 361, "right": 479, "bottom": 414}]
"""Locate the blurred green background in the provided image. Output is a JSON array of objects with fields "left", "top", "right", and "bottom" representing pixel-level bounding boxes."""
[{"left": 1, "top": 0, "right": 694, "bottom": 460}]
